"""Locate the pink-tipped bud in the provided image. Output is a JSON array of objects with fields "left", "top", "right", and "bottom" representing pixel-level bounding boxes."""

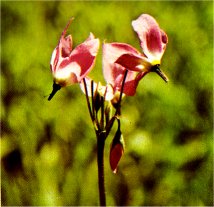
[{"left": 109, "top": 125, "right": 125, "bottom": 173}]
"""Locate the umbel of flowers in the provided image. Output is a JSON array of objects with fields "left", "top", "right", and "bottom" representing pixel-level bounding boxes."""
[{"left": 48, "top": 14, "right": 168, "bottom": 206}]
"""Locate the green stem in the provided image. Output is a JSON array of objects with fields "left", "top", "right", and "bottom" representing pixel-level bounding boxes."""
[
  {"left": 83, "top": 78, "right": 94, "bottom": 122},
  {"left": 100, "top": 96, "right": 105, "bottom": 130},
  {"left": 96, "top": 131, "right": 106, "bottom": 206},
  {"left": 105, "top": 69, "right": 128, "bottom": 136},
  {"left": 115, "top": 69, "right": 128, "bottom": 116},
  {"left": 91, "top": 80, "right": 95, "bottom": 118}
]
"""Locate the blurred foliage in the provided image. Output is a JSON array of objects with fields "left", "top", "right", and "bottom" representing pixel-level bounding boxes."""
[{"left": 1, "top": 1, "right": 213, "bottom": 206}]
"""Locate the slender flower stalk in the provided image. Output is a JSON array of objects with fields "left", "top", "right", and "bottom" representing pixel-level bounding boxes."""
[
  {"left": 115, "top": 69, "right": 128, "bottom": 117},
  {"left": 96, "top": 130, "right": 106, "bottom": 206},
  {"left": 82, "top": 68, "right": 128, "bottom": 205},
  {"left": 83, "top": 78, "right": 94, "bottom": 122}
]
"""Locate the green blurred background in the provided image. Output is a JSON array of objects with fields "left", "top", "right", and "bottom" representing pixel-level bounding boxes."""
[{"left": 1, "top": 1, "right": 213, "bottom": 206}]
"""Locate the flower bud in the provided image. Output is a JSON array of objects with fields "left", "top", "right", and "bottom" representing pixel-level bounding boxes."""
[
  {"left": 93, "top": 88, "right": 103, "bottom": 112},
  {"left": 111, "top": 91, "right": 120, "bottom": 109},
  {"left": 109, "top": 125, "right": 125, "bottom": 173}
]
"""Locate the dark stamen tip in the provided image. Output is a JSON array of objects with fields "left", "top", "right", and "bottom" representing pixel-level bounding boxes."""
[
  {"left": 48, "top": 82, "right": 61, "bottom": 101},
  {"left": 151, "top": 65, "right": 169, "bottom": 83},
  {"left": 156, "top": 69, "right": 169, "bottom": 83}
]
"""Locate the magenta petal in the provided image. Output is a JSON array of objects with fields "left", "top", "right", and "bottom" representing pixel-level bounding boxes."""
[
  {"left": 146, "top": 26, "right": 162, "bottom": 54},
  {"left": 50, "top": 46, "right": 59, "bottom": 73},
  {"left": 132, "top": 14, "right": 168, "bottom": 59},
  {"left": 122, "top": 70, "right": 149, "bottom": 96},
  {"left": 122, "top": 77, "right": 139, "bottom": 96},
  {"left": 61, "top": 35, "right": 73, "bottom": 58},
  {"left": 59, "top": 34, "right": 100, "bottom": 82},
  {"left": 86, "top": 32, "right": 95, "bottom": 41},
  {"left": 115, "top": 53, "right": 144, "bottom": 72},
  {"left": 161, "top": 29, "right": 168, "bottom": 44},
  {"left": 50, "top": 18, "right": 74, "bottom": 73},
  {"left": 122, "top": 71, "right": 146, "bottom": 96},
  {"left": 103, "top": 43, "right": 142, "bottom": 94},
  {"left": 59, "top": 18, "right": 74, "bottom": 57}
]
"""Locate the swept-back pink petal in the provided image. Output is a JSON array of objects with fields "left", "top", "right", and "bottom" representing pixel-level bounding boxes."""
[
  {"left": 122, "top": 73, "right": 142, "bottom": 96},
  {"left": 50, "top": 47, "right": 58, "bottom": 73},
  {"left": 58, "top": 34, "right": 100, "bottom": 83},
  {"left": 103, "top": 43, "right": 143, "bottom": 96},
  {"left": 86, "top": 32, "right": 95, "bottom": 41},
  {"left": 59, "top": 19, "right": 73, "bottom": 58},
  {"left": 61, "top": 35, "right": 72, "bottom": 58},
  {"left": 132, "top": 14, "right": 168, "bottom": 60},
  {"left": 115, "top": 53, "right": 151, "bottom": 72},
  {"left": 50, "top": 18, "right": 74, "bottom": 73}
]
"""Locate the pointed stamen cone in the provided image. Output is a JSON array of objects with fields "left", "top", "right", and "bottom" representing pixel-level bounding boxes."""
[
  {"left": 48, "top": 82, "right": 61, "bottom": 101},
  {"left": 151, "top": 65, "right": 168, "bottom": 82},
  {"left": 155, "top": 67, "right": 169, "bottom": 83}
]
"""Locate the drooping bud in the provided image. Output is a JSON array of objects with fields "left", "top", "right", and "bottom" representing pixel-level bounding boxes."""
[
  {"left": 111, "top": 91, "right": 120, "bottom": 109},
  {"left": 93, "top": 85, "right": 103, "bottom": 113},
  {"left": 109, "top": 120, "right": 125, "bottom": 173}
]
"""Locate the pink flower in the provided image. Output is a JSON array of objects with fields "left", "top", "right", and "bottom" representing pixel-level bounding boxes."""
[
  {"left": 50, "top": 18, "right": 100, "bottom": 86},
  {"left": 103, "top": 42, "right": 145, "bottom": 96},
  {"left": 48, "top": 18, "right": 100, "bottom": 100},
  {"left": 131, "top": 14, "right": 168, "bottom": 66},
  {"left": 103, "top": 14, "right": 168, "bottom": 96}
]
